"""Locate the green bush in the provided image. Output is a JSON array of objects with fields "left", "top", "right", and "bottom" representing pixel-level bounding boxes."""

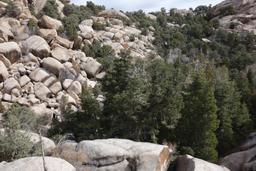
[
  {"left": 82, "top": 40, "right": 114, "bottom": 58},
  {"left": 92, "top": 21, "right": 106, "bottom": 30},
  {"left": 42, "top": 0, "right": 59, "bottom": 18},
  {"left": 5, "top": 1, "right": 21, "bottom": 18},
  {"left": 0, "top": 104, "right": 42, "bottom": 162}
]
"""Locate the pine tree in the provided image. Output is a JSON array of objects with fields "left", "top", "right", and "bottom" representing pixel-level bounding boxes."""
[
  {"left": 214, "top": 67, "right": 238, "bottom": 156},
  {"left": 177, "top": 69, "right": 219, "bottom": 162}
]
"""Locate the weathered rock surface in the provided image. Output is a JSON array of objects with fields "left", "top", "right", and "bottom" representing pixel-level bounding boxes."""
[
  {"left": 221, "top": 132, "right": 256, "bottom": 171},
  {"left": 0, "top": 157, "right": 76, "bottom": 171},
  {"left": 172, "top": 155, "right": 230, "bottom": 171},
  {"left": 80, "top": 57, "right": 102, "bottom": 77},
  {"left": 23, "top": 35, "right": 50, "bottom": 57},
  {"left": 213, "top": 0, "right": 256, "bottom": 34},
  {"left": 0, "top": 42, "right": 21, "bottom": 63},
  {"left": 0, "top": 61, "right": 9, "bottom": 82},
  {"left": 40, "top": 15, "right": 63, "bottom": 30},
  {"left": 56, "top": 139, "right": 172, "bottom": 171},
  {"left": 42, "top": 57, "right": 64, "bottom": 76}
]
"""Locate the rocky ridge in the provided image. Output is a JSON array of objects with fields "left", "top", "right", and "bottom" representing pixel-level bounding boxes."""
[{"left": 213, "top": 0, "right": 256, "bottom": 34}]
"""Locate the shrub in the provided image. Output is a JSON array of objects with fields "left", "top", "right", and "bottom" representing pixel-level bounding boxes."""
[
  {"left": 82, "top": 40, "right": 114, "bottom": 58},
  {"left": 92, "top": 21, "right": 106, "bottom": 30},
  {"left": 42, "top": 0, "right": 59, "bottom": 19},
  {"left": 0, "top": 104, "right": 42, "bottom": 162},
  {"left": 6, "top": 1, "right": 21, "bottom": 18}
]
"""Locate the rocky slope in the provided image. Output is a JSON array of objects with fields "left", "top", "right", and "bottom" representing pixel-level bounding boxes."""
[
  {"left": 212, "top": 0, "right": 256, "bottom": 34},
  {"left": 0, "top": 0, "right": 157, "bottom": 128}
]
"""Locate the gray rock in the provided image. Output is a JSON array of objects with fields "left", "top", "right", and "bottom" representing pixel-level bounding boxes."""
[
  {"left": 0, "top": 157, "right": 76, "bottom": 171},
  {"left": 23, "top": 35, "right": 50, "bottom": 57},
  {"left": 0, "top": 42, "right": 21, "bottom": 63},
  {"left": 51, "top": 46, "right": 71, "bottom": 62},
  {"left": 42, "top": 57, "right": 64, "bottom": 76},
  {"left": 0, "top": 61, "right": 8, "bottom": 82},
  {"left": 4, "top": 78, "right": 20, "bottom": 93},
  {"left": 19, "top": 75, "right": 31, "bottom": 87},
  {"left": 29, "top": 68, "right": 50, "bottom": 82},
  {"left": 49, "top": 81, "right": 62, "bottom": 94},
  {"left": 80, "top": 57, "right": 102, "bottom": 77},
  {"left": 67, "top": 81, "right": 82, "bottom": 95},
  {"left": 175, "top": 155, "right": 230, "bottom": 171},
  {"left": 34, "top": 83, "right": 51, "bottom": 101},
  {"left": 56, "top": 139, "right": 171, "bottom": 171},
  {"left": 40, "top": 15, "right": 63, "bottom": 30}
]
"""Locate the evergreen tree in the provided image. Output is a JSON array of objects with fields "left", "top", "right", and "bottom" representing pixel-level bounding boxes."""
[
  {"left": 147, "top": 59, "right": 185, "bottom": 142},
  {"left": 49, "top": 86, "right": 102, "bottom": 141},
  {"left": 177, "top": 69, "right": 219, "bottom": 162},
  {"left": 214, "top": 67, "right": 238, "bottom": 155}
]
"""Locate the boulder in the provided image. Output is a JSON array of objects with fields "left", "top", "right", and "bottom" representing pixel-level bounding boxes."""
[
  {"left": 19, "top": 130, "right": 56, "bottom": 155},
  {"left": 19, "top": 75, "right": 31, "bottom": 87},
  {"left": 0, "top": 42, "right": 21, "bottom": 63},
  {"left": 38, "top": 29, "right": 57, "bottom": 39},
  {"left": 80, "top": 57, "right": 102, "bottom": 77},
  {"left": 51, "top": 46, "right": 71, "bottom": 62},
  {"left": 42, "top": 57, "right": 64, "bottom": 76},
  {"left": 67, "top": 81, "right": 82, "bottom": 95},
  {"left": 56, "top": 139, "right": 171, "bottom": 171},
  {"left": 49, "top": 81, "right": 62, "bottom": 94},
  {"left": 30, "top": 103, "right": 53, "bottom": 125},
  {"left": 23, "top": 36, "right": 50, "bottom": 57},
  {"left": 0, "top": 61, "right": 8, "bottom": 82},
  {"left": 40, "top": 15, "right": 63, "bottom": 30},
  {"left": 98, "top": 9, "right": 130, "bottom": 20},
  {"left": 4, "top": 78, "right": 20, "bottom": 93},
  {"left": 0, "top": 54, "right": 11, "bottom": 68},
  {"left": 34, "top": 82, "right": 51, "bottom": 101},
  {"left": 30, "top": 68, "right": 50, "bottom": 82},
  {"left": 174, "top": 155, "right": 230, "bottom": 171},
  {"left": 33, "top": 0, "right": 47, "bottom": 14},
  {"left": 221, "top": 132, "right": 256, "bottom": 171},
  {"left": 54, "top": 36, "right": 74, "bottom": 49},
  {"left": 0, "top": 157, "right": 76, "bottom": 171}
]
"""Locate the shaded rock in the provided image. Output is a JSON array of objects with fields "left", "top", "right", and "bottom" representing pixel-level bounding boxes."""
[
  {"left": 80, "top": 57, "right": 102, "bottom": 77},
  {"left": 30, "top": 103, "right": 53, "bottom": 125},
  {"left": 0, "top": 54, "right": 11, "bottom": 68},
  {"left": 19, "top": 75, "right": 31, "bottom": 87},
  {"left": 67, "top": 81, "right": 81, "bottom": 95},
  {"left": 221, "top": 132, "right": 256, "bottom": 171},
  {"left": 49, "top": 81, "right": 62, "bottom": 94},
  {"left": 51, "top": 46, "right": 71, "bottom": 62},
  {"left": 62, "top": 79, "right": 73, "bottom": 90},
  {"left": 42, "top": 57, "right": 64, "bottom": 76},
  {"left": 54, "top": 36, "right": 74, "bottom": 49},
  {"left": 0, "top": 157, "right": 76, "bottom": 171},
  {"left": 19, "top": 130, "right": 56, "bottom": 155},
  {"left": 38, "top": 29, "right": 57, "bottom": 39},
  {"left": 34, "top": 82, "right": 51, "bottom": 101},
  {"left": 98, "top": 9, "right": 130, "bottom": 20},
  {"left": 0, "top": 42, "right": 21, "bottom": 63},
  {"left": 29, "top": 68, "right": 50, "bottom": 82},
  {"left": 23, "top": 35, "right": 50, "bottom": 57},
  {"left": 33, "top": 0, "right": 47, "bottom": 14},
  {"left": 174, "top": 155, "right": 230, "bottom": 171},
  {"left": 4, "top": 78, "right": 20, "bottom": 93},
  {"left": 0, "top": 61, "right": 8, "bottom": 82},
  {"left": 40, "top": 15, "right": 63, "bottom": 30}
]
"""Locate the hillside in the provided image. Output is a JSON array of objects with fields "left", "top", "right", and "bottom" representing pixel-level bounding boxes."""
[{"left": 0, "top": 0, "right": 255, "bottom": 171}]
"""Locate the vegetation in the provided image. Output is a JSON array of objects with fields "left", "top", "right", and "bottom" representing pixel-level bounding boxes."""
[
  {"left": 42, "top": 0, "right": 59, "bottom": 19},
  {"left": 5, "top": 1, "right": 21, "bottom": 18},
  {"left": 0, "top": 104, "right": 41, "bottom": 162}
]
